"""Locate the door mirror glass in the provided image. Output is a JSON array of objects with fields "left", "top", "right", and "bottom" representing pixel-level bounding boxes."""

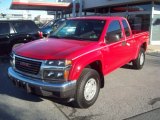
[
  {"left": 105, "top": 20, "right": 122, "bottom": 44},
  {"left": 106, "top": 33, "right": 120, "bottom": 43}
]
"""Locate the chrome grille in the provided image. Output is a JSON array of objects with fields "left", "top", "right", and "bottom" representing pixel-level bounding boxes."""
[{"left": 15, "top": 56, "right": 42, "bottom": 75}]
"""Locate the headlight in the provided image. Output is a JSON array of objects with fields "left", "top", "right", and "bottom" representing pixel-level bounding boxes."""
[
  {"left": 10, "top": 52, "right": 15, "bottom": 66},
  {"left": 10, "top": 51, "right": 14, "bottom": 58},
  {"left": 43, "top": 60, "right": 72, "bottom": 81},
  {"left": 45, "top": 60, "right": 72, "bottom": 67},
  {"left": 43, "top": 70, "right": 64, "bottom": 80}
]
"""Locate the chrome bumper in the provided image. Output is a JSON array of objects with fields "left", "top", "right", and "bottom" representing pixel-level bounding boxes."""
[{"left": 8, "top": 67, "right": 76, "bottom": 98}]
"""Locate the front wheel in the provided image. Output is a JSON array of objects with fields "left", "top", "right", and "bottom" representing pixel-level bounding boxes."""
[
  {"left": 132, "top": 48, "right": 145, "bottom": 69},
  {"left": 75, "top": 68, "right": 100, "bottom": 108}
]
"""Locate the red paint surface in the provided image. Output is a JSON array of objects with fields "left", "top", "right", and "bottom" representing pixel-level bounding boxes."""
[{"left": 13, "top": 16, "right": 149, "bottom": 81}]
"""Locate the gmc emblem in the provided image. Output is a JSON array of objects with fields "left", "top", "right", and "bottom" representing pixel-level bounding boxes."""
[{"left": 19, "top": 62, "right": 30, "bottom": 67}]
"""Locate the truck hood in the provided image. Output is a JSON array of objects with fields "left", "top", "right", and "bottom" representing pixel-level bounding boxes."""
[{"left": 14, "top": 38, "right": 95, "bottom": 60}]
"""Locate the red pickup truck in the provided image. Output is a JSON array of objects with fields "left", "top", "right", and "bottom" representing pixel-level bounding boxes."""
[{"left": 8, "top": 16, "right": 149, "bottom": 108}]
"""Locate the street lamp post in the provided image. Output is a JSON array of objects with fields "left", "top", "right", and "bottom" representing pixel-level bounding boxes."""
[
  {"left": 79, "top": 0, "right": 82, "bottom": 17},
  {"left": 72, "top": 0, "right": 76, "bottom": 17},
  {"left": 72, "top": 0, "right": 83, "bottom": 17}
]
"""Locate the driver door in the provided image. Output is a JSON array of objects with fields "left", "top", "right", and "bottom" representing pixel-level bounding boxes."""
[{"left": 103, "top": 20, "right": 126, "bottom": 73}]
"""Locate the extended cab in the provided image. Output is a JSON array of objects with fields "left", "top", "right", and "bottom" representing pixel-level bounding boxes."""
[{"left": 8, "top": 17, "right": 149, "bottom": 108}]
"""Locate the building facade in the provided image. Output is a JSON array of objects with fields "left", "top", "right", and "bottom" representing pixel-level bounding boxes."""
[
  {"left": 0, "top": 13, "right": 32, "bottom": 20},
  {"left": 81, "top": 0, "right": 160, "bottom": 45},
  {"left": 10, "top": 0, "right": 160, "bottom": 45}
]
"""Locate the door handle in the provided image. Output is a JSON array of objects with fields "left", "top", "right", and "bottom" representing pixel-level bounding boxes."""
[{"left": 121, "top": 41, "right": 126, "bottom": 46}]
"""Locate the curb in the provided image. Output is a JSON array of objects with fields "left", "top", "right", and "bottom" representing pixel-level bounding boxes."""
[{"left": 146, "top": 49, "right": 160, "bottom": 57}]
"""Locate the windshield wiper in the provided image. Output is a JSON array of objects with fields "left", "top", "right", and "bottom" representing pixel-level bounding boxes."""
[
  {"left": 49, "top": 35, "right": 84, "bottom": 40},
  {"left": 62, "top": 35, "right": 84, "bottom": 40},
  {"left": 49, "top": 35, "right": 61, "bottom": 39}
]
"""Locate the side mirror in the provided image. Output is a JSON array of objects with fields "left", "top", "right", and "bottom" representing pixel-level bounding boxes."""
[{"left": 106, "top": 33, "right": 120, "bottom": 43}]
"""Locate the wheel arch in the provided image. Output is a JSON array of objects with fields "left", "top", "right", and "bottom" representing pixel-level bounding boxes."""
[
  {"left": 85, "top": 60, "right": 104, "bottom": 88},
  {"left": 70, "top": 59, "right": 105, "bottom": 89},
  {"left": 134, "top": 42, "right": 147, "bottom": 59},
  {"left": 141, "top": 42, "right": 147, "bottom": 52}
]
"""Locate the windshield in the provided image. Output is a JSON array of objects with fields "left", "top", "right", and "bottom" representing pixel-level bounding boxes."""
[
  {"left": 42, "top": 20, "right": 57, "bottom": 28},
  {"left": 49, "top": 19, "right": 106, "bottom": 41}
]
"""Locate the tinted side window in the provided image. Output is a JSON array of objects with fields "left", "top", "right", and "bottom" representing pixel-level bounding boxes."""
[
  {"left": 0, "top": 23, "right": 10, "bottom": 35},
  {"left": 106, "top": 20, "right": 122, "bottom": 43},
  {"left": 24, "top": 21, "right": 39, "bottom": 32},
  {"left": 107, "top": 21, "right": 121, "bottom": 33},
  {"left": 122, "top": 20, "right": 131, "bottom": 36},
  {"left": 12, "top": 21, "right": 39, "bottom": 33},
  {"left": 12, "top": 22, "right": 23, "bottom": 33}
]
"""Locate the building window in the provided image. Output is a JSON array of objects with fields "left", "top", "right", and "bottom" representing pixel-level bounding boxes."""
[
  {"left": 152, "top": 14, "right": 160, "bottom": 41},
  {"left": 128, "top": 2, "right": 152, "bottom": 12},
  {"left": 154, "top": 2, "right": 160, "bottom": 11},
  {"left": 128, "top": 14, "right": 150, "bottom": 31},
  {"left": 110, "top": 2, "right": 152, "bottom": 13},
  {"left": 96, "top": 7, "right": 109, "bottom": 14},
  {"left": 110, "top": 5, "right": 127, "bottom": 13}
]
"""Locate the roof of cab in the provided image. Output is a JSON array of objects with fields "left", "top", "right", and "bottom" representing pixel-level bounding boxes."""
[{"left": 68, "top": 16, "right": 125, "bottom": 20}]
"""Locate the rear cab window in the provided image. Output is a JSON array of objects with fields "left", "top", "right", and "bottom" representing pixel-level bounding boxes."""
[
  {"left": 106, "top": 20, "right": 122, "bottom": 43},
  {"left": 122, "top": 20, "right": 131, "bottom": 37},
  {"left": 0, "top": 22, "right": 10, "bottom": 35}
]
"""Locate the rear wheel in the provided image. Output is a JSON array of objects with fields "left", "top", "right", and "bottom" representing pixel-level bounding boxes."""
[
  {"left": 75, "top": 68, "right": 100, "bottom": 108},
  {"left": 132, "top": 48, "right": 145, "bottom": 69}
]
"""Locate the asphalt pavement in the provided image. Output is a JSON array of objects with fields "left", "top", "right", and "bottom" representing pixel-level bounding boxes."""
[{"left": 0, "top": 54, "right": 160, "bottom": 120}]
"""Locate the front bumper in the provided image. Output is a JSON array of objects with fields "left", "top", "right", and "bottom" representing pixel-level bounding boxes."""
[{"left": 8, "top": 67, "right": 76, "bottom": 98}]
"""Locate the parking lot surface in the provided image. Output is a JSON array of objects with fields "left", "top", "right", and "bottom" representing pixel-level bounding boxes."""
[{"left": 0, "top": 55, "right": 160, "bottom": 120}]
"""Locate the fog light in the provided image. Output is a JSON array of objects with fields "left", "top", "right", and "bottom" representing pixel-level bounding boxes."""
[
  {"left": 57, "top": 72, "right": 63, "bottom": 78},
  {"left": 47, "top": 71, "right": 55, "bottom": 77},
  {"left": 43, "top": 70, "right": 64, "bottom": 80}
]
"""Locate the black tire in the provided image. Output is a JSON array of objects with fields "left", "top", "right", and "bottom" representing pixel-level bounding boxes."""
[
  {"left": 132, "top": 48, "right": 145, "bottom": 69},
  {"left": 75, "top": 68, "right": 100, "bottom": 108}
]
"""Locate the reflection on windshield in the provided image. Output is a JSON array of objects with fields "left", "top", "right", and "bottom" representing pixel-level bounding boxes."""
[
  {"left": 49, "top": 19, "right": 106, "bottom": 41},
  {"left": 42, "top": 20, "right": 57, "bottom": 28}
]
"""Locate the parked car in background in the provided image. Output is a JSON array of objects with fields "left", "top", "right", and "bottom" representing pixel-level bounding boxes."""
[
  {"left": 0, "top": 20, "right": 43, "bottom": 56},
  {"left": 40, "top": 18, "right": 66, "bottom": 37}
]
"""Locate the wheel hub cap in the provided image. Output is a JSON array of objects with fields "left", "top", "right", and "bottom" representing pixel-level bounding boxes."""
[{"left": 84, "top": 78, "right": 97, "bottom": 101}]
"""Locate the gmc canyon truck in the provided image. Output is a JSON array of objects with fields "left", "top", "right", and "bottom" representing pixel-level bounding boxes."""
[{"left": 8, "top": 16, "right": 149, "bottom": 108}]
